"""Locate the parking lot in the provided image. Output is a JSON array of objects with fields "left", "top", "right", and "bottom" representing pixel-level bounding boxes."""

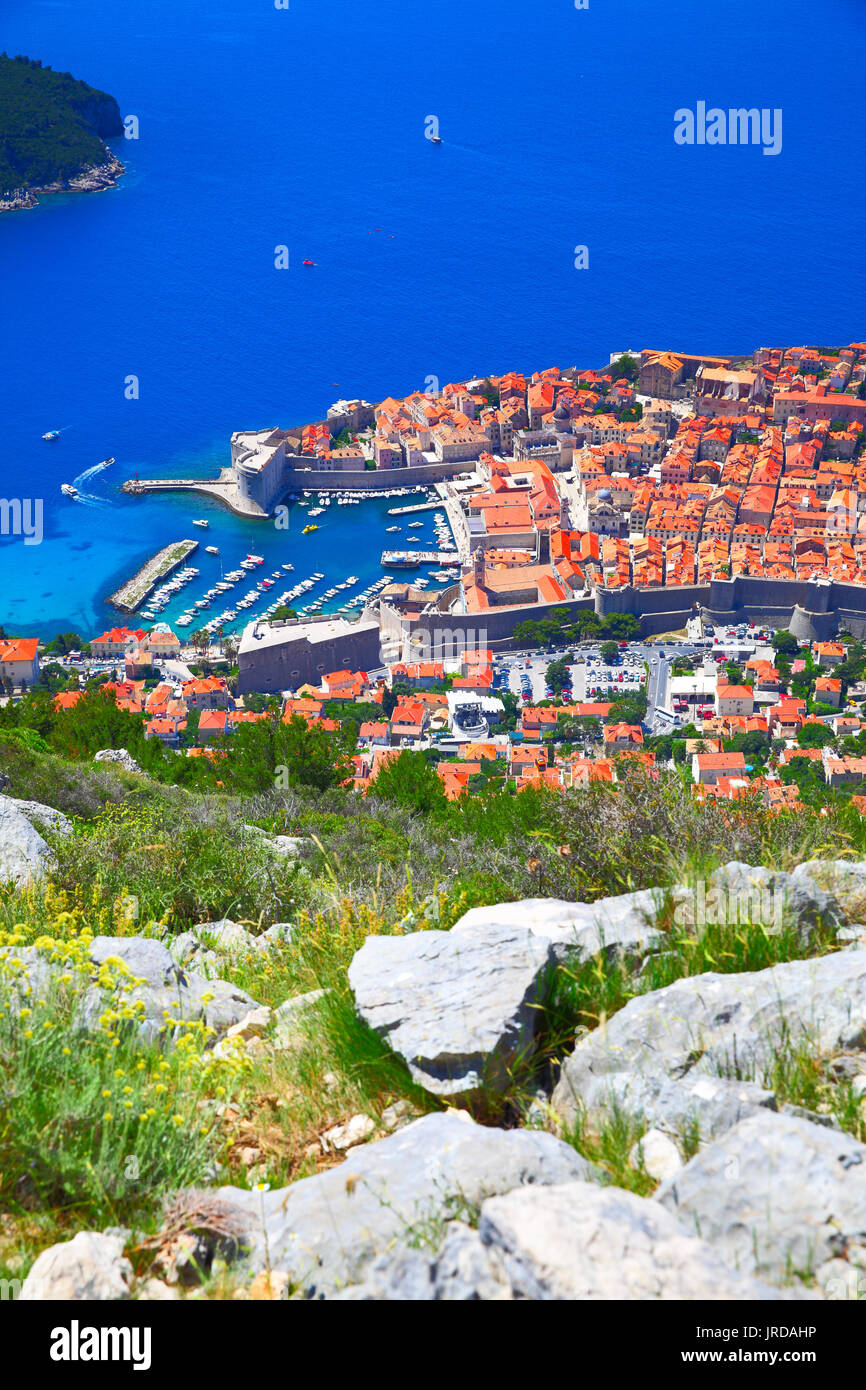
[
  {"left": 491, "top": 619, "right": 779, "bottom": 731},
  {"left": 493, "top": 645, "right": 649, "bottom": 705}
]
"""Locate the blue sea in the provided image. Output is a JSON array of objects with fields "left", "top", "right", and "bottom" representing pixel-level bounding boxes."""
[{"left": 1, "top": 0, "right": 865, "bottom": 638}]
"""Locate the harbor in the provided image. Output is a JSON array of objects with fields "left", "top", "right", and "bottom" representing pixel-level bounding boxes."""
[{"left": 107, "top": 539, "right": 199, "bottom": 613}]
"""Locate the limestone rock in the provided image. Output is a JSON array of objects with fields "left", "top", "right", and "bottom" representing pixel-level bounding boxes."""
[
  {"left": 348, "top": 922, "right": 554, "bottom": 1098},
  {"left": 478, "top": 1181, "right": 787, "bottom": 1300},
  {"left": 94, "top": 748, "right": 144, "bottom": 776},
  {"left": 706, "top": 862, "right": 843, "bottom": 942},
  {"left": 321, "top": 1113, "right": 376, "bottom": 1152},
  {"left": 5, "top": 796, "right": 72, "bottom": 837},
  {"left": 451, "top": 890, "right": 668, "bottom": 965},
  {"left": 211, "top": 1111, "right": 594, "bottom": 1296},
  {"left": 628, "top": 1128, "right": 683, "bottom": 1182},
  {"left": 20, "top": 1231, "right": 132, "bottom": 1301},
  {"left": 86, "top": 936, "right": 258, "bottom": 1043},
  {"left": 791, "top": 859, "right": 866, "bottom": 923},
  {"left": 657, "top": 1111, "right": 866, "bottom": 1286},
  {"left": 552, "top": 949, "right": 866, "bottom": 1133},
  {"left": 0, "top": 796, "right": 57, "bottom": 884}
]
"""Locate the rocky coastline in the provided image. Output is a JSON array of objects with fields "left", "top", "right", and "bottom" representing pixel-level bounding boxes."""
[{"left": 0, "top": 150, "right": 125, "bottom": 213}]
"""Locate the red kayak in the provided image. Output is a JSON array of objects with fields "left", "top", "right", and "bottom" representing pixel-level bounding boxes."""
[{"left": 302, "top": 259, "right": 316, "bottom": 266}]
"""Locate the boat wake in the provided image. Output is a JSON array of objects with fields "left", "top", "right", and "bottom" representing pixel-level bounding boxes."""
[{"left": 71, "top": 459, "right": 115, "bottom": 506}]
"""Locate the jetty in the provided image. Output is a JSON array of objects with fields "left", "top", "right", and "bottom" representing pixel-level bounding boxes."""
[
  {"left": 386, "top": 500, "right": 443, "bottom": 515},
  {"left": 381, "top": 549, "right": 460, "bottom": 568},
  {"left": 107, "top": 539, "right": 198, "bottom": 613}
]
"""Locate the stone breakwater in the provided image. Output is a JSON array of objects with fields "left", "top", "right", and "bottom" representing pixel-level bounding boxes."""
[
  {"left": 107, "top": 538, "right": 198, "bottom": 613},
  {"left": 5, "top": 804, "right": 866, "bottom": 1300},
  {"left": 0, "top": 152, "right": 126, "bottom": 213}
]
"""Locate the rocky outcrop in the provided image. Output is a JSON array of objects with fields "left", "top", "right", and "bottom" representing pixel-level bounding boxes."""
[
  {"left": 348, "top": 922, "right": 554, "bottom": 1098},
  {"left": 0, "top": 796, "right": 58, "bottom": 884},
  {"left": 20, "top": 1231, "right": 131, "bottom": 1301},
  {"left": 94, "top": 748, "right": 144, "bottom": 776},
  {"left": 0, "top": 153, "right": 125, "bottom": 212},
  {"left": 335, "top": 1182, "right": 788, "bottom": 1301},
  {"left": 1, "top": 934, "right": 258, "bottom": 1046},
  {"left": 552, "top": 949, "right": 866, "bottom": 1136},
  {"left": 451, "top": 891, "right": 666, "bottom": 965},
  {"left": 658, "top": 1112, "right": 866, "bottom": 1290},
  {"left": 211, "top": 1112, "right": 595, "bottom": 1297}
]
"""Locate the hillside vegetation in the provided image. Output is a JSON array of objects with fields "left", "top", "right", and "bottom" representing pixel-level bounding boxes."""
[
  {"left": 0, "top": 53, "right": 123, "bottom": 195},
  {"left": 1, "top": 729, "right": 865, "bottom": 1299}
]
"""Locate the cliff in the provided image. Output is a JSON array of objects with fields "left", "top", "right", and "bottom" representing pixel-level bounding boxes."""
[{"left": 0, "top": 53, "right": 125, "bottom": 211}]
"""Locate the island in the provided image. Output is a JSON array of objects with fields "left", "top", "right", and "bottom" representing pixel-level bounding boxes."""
[{"left": 0, "top": 53, "right": 125, "bottom": 212}]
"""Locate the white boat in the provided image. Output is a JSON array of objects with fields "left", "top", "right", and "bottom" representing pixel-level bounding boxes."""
[
  {"left": 193, "top": 519, "right": 209, "bottom": 528},
  {"left": 205, "top": 545, "right": 219, "bottom": 555},
  {"left": 60, "top": 483, "right": 78, "bottom": 497},
  {"left": 101, "top": 457, "right": 116, "bottom": 467}
]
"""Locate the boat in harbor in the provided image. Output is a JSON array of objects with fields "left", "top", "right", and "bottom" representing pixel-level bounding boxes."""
[
  {"left": 60, "top": 483, "right": 78, "bottom": 497},
  {"left": 205, "top": 545, "right": 219, "bottom": 555},
  {"left": 193, "top": 518, "right": 209, "bottom": 528}
]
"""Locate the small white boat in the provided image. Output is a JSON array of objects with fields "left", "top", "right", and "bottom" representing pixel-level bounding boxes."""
[
  {"left": 43, "top": 430, "right": 61, "bottom": 441},
  {"left": 205, "top": 545, "right": 219, "bottom": 555},
  {"left": 193, "top": 518, "right": 209, "bottom": 528},
  {"left": 60, "top": 483, "right": 78, "bottom": 497}
]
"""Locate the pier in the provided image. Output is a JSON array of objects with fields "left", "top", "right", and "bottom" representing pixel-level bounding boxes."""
[
  {"left": 107, "top": 539, "right": 199, "bottom": 613},
  {"left": 381, "top": 549, "right": 461, "bottom": 567},
  {"left": 386, "top": 500, "right": 444, "bottom": 515}
]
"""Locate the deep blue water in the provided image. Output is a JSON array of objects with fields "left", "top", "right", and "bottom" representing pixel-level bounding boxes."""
[{"left": 1, "top": 0, "right": 864, "bottom": 637}]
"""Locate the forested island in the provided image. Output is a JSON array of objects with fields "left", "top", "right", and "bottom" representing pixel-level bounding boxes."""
[{"left": 0, "top": 53, "right": 124, "bottom": 211}]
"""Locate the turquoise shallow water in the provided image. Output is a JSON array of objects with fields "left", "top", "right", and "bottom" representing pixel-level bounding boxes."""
[{"left": 1, "top": 0, "right": 864, "bottom": 636}]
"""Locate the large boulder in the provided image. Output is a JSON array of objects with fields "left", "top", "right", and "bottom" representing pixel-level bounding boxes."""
[
  {"left": 552, "top": 949, "right": 866, "bottom": 1135},
  {"left": 0, "top": 796, "right": 56, "bottom": 884},
  {"left": 658, "top": 1112, "right": 866, "bottom": 1289},
  {"left": 792, "top": 859, "right": 866, "bottom": 923},
  {"left": 5, "top": 796, "right": 72, "bottom": 837},
  {"left": 477, "top": 1181, "right": 788, "bottom": 1301},
  {"left": 20, "top": 1231, "right": 131, "bottom": 1301},
  {"left": 699, "top": 862, "right": 843, "bottom": 943},
  {"left": 348, "top": 922, "right": 554, "bottom": 1098},
  {"left": 451, "top": 890, "right": 667, "bottom": 965},
  {"left": 336, "top": 1182, "right": 787, "bottom": 1301},
  {"left": 212, "top": 1111, "right": 595, "bottom": 1297},
  {"left": 85, "top": 936, "right": 258, "bottom": 1042}
]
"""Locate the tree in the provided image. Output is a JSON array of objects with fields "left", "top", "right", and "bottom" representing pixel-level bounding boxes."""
[
  {"left": 599, "top": 613, "right": 640, "bottom": 640},
  {"left": 226, "top": 713, "right": 356, "bottom": 793},
  {"left": 771, "top": 630, "right": 799, "bottom": 657},
  {"left": 609, "top": 353, "right": 639, "bottom": 383},
  {"left": 43, "top": 631, "right": 83, "bottom": 656},
  {"left": 371, "top": 750, "right": 446, "bottom": 814},
  {"left": 796, "top": 722, "right": 836, "bottom": 749},
  {"left": 600, "top": 641, "right": 619, "bottom": 663},
  {"left": 545, "top": 659, "right": 570, "bottom": 694}
]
